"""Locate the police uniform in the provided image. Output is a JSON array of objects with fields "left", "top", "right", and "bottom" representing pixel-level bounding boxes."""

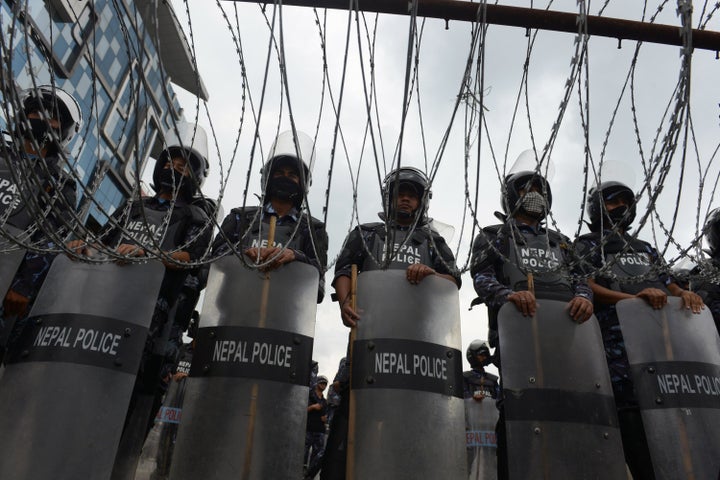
[
  {"left": 305, "top": 386, "right": 328, "bottom": 479},
  {"left": 689, "top": 261, "right": 720, "bottom": 335},
  {"left": 321, "top": 219, "right": 460, "bottom": 480},
  {"left": 211, "top": 203, "right": 328, "bottom": 302},
  {"left": 471, "top": 219, "right": 591, "bottom": 480},
  {"left": 462, "top": 368, "right": 500, "bottom": 400},
  {"left": 574, "top": 229, "right": 670, "bottom": 406},
  {"left": 573, "top": 229, "right": 667, "bottom": 480},
  {"left": 1, "top": 138, "right": 77, "bottom": 347},
  {"left": 105, "top": 195, "right": 211, "bottom": 437},
  {"left": 471, "top": 219, "right": 592, "bottom": 348},
  {"left": 334, "top": 220, "right": 461, "bottom": 287}
]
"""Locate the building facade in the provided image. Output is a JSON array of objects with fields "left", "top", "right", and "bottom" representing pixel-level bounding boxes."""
[{"left": 1, "top": 0, "right": 207, "bottom": 230}]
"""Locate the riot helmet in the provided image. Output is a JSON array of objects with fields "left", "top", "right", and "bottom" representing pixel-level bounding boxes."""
[
  {"left": 704, "top": 207, "right": 720, "bottom": 256},
  {"left": 260, "top": 131, "right": 313, "bottom": 208},
  {"left": 466, "top": 339, "right": 491, "bottom": 369},
  {"left": 19, "top": 84, "right": 83, "bottom": 151},
  {"left": 317, "top": 375, "right": 329, "bottom": 385},
  {"left": 502, "top": 170, "right": 552, "bottom": 220},
  {"left": 153, "top": 122, "right": 209, "bottom": 200},
  {"left": 382, "top": 167, "right": 431, "bottom": 223},
  {"left": 587, "top": 181, "right": 636, "bottom": 232}
]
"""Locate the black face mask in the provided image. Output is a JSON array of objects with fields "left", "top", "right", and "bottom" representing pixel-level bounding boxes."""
[
  {"left": 268, "top": 176, "right": 302, "bottom": 203},
  {"left": 158, "top": 168, "right": 193, "bottom": 199},
  {"left": 606, "top": 205, "right": 629, "bottom": 226},
  {"left": 20, "top": 118, "right": 59, "bottom": 148}
]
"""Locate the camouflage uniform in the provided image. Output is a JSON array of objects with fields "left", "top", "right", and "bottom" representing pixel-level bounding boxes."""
[{"left": 574, "top": 230, "right": 671, "bottom": 408}]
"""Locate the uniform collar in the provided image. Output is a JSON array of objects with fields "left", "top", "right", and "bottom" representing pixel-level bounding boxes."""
[
  {"left": 264, "top": 203, "right": 299, "bottom": 222},
  {"left": 511, "top": 217, "right": 546, "bottom": 235}
]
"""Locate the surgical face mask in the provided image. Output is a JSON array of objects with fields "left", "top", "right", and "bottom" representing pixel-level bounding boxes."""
[{"left": 519, "top": 191, "right": 546, "bottom": 217}]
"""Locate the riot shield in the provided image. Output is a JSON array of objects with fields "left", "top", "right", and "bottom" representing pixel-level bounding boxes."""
[
  {"left": 0, "top": 255, "right": 164, "bottom": 480},
  {"left": 169, "top": 256, "right": 318, "bottom": 480},
  {"left": 617, "top": 297, "right": 720, "bottom": 479},
  {"left": 0, "top": 225, "right": 27, "bottom": 348},
  {"left": 0, "top": 224, "right": 27, "bottom": 298},
  {"left": 465, "top": 397, "right": 498, "bottom": 480},
  {"left": 135, "top": 376, "right": 188, "bottom": 480},
  {"left": 349, "top": 270, "right": 466, "bottom": 479},
  {"left": 497, "top": 299, "right": 625, "bottom": 479}
]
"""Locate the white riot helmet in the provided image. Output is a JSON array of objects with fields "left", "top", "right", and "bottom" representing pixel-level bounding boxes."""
[
  {"left": 19, "top": 84, "right": 83, "bottom": 149},
  {"left": 260, "top": 130, "right": 314, "bottom": 208}
]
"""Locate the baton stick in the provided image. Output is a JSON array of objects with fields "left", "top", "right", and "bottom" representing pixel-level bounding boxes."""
[
  {"left": 527, "top": 272, "right": 549, "bottom": 476},
  {"left": 242, "top": 214, "right": 277, "bottom": 480},
  {"left": 346, "top": 264, "right": 358, "bottom": 479}
]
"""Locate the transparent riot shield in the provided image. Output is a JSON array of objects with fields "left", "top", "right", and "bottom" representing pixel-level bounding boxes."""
[
  {"left": 349, "top": 270, "right": 466, "bottom": 479},
  {"left": 169, "top": 256, "right": 318, "bottom": 480},
  {"left": 617, "top": 297, "right": 720, "bottom": 479},
  {"left": 498, "top": 299, "right": 625, "bottom": 479},
  {"left": 135, "top": 375, "right": 188, "bottom": 480},
  {"left": 0, "top": 225, "right": 27, "bottom": 349},
  {"left": 465, "top": 397, "right": 498, "bottom": 480},
  {"left": 0, "top": 224, "right": 27, "bottom": 298},
  {"left": 0, "top": 255, "right": 164, "bottom": 480}
]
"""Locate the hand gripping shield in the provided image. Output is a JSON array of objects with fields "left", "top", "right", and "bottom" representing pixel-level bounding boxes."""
[
  {"left": 0, "top": 255, "right": 164, "bottom": 479},
  {"left": 617, "top": 297, "right": 720, "bottom": 479},
  {"left": 169, "top": 256, "right": 318, "bottom": 480},
  {"left": 348, "top": 270, "right": 466, "bottom": 480},
  {"left": 498, "top": 299, "right": 625, "bottom": 479}
]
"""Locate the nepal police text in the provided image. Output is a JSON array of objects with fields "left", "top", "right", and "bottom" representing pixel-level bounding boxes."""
[
  {"left": 382, "top": 243, "right": 422, "bottom": 265},
  {"left": 657, "top": 373, "right": 720, "bottom": 396},
  {"left": 34, "top": 326, "right": 121, "bottom": 355},
  {"left": 0, "top": 178, "right": 20, "bottom": 209},
  {"left": 213, "top": 339, "right": 292, "bottom": 368},
  {"left": 124, "top": 222, "right": 165, "bottom": 245},
  {"left": 520, "top": 247, "right": 560, "bottom": 270},
  {"left": 375, "top": 352, "right": 448, "bottom": 380},
  {"left": 251, "top": 239, "right": 285, "bottom": 249},
  {"left": 617, "top": 253, "right": 651, "bottom": 266}
]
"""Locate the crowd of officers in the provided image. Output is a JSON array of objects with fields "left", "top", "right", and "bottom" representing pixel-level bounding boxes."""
[{"left": 1, "top": 84, "right": 719, "bottom": 479}]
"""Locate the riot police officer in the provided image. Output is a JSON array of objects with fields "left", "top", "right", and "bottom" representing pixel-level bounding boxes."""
[
  {"left": 463, "top": 340, "right": 499, "bottom": 401},
  {"left": 690, "top": 207, "right": 720, "bottom": 334},
  {"left": 574, "top": 180, "right": 704, "bottom": 479},
  {"left": 1, "top": 85, "right": 82, "bottom": 352},
  {"left": 107, "top": 122, "right": 213, "bottom": 477},
  {"left": 470, "top": 168, "right": 593, "bottom": 479},
  {"left": 322, "top": 166, "right": 461, "bottom": 480},
  {"left": 334, "top": 166, "right": 461, "bottom": 327},
  {"left": 463, "top": 340, "right": 499, "bottom": 477},
  {"left": 211, "top": 130, "right": 328, "bottom": 301},
  {"left": 471, "top": 170, "right": 593, "bottom": 344}
]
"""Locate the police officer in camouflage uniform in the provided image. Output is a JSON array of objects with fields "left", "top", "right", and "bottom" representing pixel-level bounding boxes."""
[
  {"left": 304, "top": 375, "right": 329, "bottom": 480},
  {"left": 322, "top": 166, "right": 461, "bottom": 480},
  {"left": 463, "top": 340, "right": 499, "bottom": 401},
  {"left": 573, "top": 180, "right": 704, "bottom": 480},
  {"left": 211, "top": 131, "right": 327, "bottom": 301},
  {"left": 106, "top": 124, "right": 213, "bottom": 471},
  {"left": 333, "top": 167, "right": 461, "bottom": 327},
  {"left": 689, "top": 207, "right": 720, "bottom": 335},
  {"left": 470, "top": 169, "right": 593, "bottom": 479},
  {"left": 1, "top": 85, "right": 82, "bottom": 354}
]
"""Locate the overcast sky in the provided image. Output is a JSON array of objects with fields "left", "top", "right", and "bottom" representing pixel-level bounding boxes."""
[{"left": 168, "top": 0, "right": 720, "bottom": 377}]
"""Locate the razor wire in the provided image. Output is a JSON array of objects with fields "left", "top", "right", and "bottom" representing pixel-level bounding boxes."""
[{"left": 0, "top": 0, "right": 720, "bottom": 289}]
